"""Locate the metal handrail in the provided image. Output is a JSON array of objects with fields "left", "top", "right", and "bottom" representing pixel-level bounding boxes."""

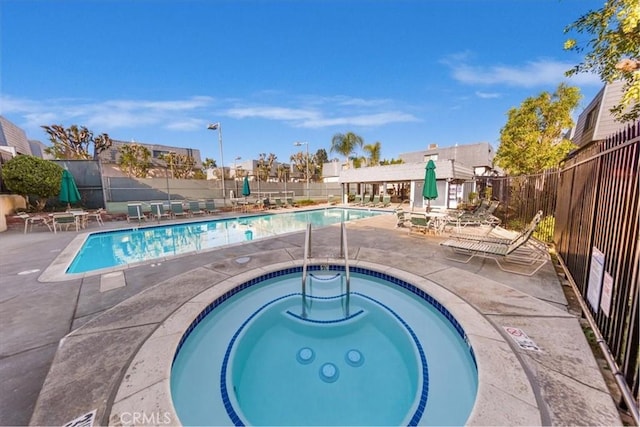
[
  {"left": 301, "top": 222, "right": 311, "bottom": 318},
  {"left": 341, "top": 221, "right": 351, "bottom": 317}
]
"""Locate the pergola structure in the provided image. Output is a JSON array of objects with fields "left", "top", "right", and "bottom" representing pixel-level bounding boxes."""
[{"left": 338, "top": 160, "right": 474, "bottom": 210}]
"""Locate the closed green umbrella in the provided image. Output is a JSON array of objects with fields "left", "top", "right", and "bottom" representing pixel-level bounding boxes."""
[
  {"left": 242, "top": 176, "right": 251, "bottom": 197},
  {"left": 59, "top": 169, "right": 81, "bottom": 209},
  {"left": 422, "top": 160, "right": 438, "bottom": 211},
  {"left": 241, "top": 175, "right": 251, "bottom": 209}
]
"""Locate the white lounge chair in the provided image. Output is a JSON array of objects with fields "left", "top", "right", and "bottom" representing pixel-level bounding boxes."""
[{"left": 440, "top": 210, "right": 547, "bottom": 276}]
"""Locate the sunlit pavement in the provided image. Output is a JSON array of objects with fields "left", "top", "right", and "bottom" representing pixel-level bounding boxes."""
[{"left": 0, "top": 208, "right": 622, "bottom": 426}]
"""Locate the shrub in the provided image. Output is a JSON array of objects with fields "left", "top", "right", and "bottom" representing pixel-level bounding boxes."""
[
  {"left": 1, "top": 155, "right": 64, "bottom": 211},
  {"left": 534, "top": 215, "right": 555, "bottom": 243}
]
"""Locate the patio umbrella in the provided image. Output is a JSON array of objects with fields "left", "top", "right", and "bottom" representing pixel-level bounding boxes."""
[
  {"left": 422, "top": 160, "right": 438, "bottom": 212},
  {"left": 59, "top": 169, "right": 81, "bottom": 209},
  {"left": 242, "top": 175, "right": 251, "bottom": 198},
  {"left": 242, "top": 175, "right": 251, "bottom": 209}
]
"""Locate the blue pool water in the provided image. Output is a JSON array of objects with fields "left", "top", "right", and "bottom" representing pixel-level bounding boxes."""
[
  {"left": 67, "top": 208, "right": 384, "bottom": 274},
  {"left": 171, "top": 267, "right": 478, "bottom": 426}
]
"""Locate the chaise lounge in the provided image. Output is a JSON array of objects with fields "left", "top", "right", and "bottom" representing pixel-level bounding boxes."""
[{"left": 440, "top": 210, "right": 547, "bottom": 276}]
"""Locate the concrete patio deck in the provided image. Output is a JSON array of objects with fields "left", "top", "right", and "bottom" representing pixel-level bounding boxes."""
[{"left": 0, "top": 208, "right": 622, "bottom": 426}]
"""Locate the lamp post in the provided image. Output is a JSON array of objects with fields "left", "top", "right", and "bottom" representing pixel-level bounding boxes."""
[
  {"left": 207, "top": 122, "right": 225, "bottom": 207},
  {"left": 294, "top": 141, "right": 309, "bottom": 200},
  {"left": 234, "top": 156, "right": 241, "bottom": 196}
]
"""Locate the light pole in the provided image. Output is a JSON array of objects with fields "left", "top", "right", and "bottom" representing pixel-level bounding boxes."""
[
  {"left": 234, "top": 156, "right": 241, "bottom": 197},
  {"left": 294, "top": 141, "right": 309, "bottom": 200},
  {"left": 207, "top": 122, "right": 225, "bottom": 207}
]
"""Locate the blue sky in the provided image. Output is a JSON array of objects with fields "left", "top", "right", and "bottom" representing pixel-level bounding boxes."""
[{"left": 2, "top": 0, "right": 604, "bottom": 165}]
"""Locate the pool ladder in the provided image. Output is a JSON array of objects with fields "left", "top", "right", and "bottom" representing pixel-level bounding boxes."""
[{"left": 301, "top": 222, "right": 351, "bottom": 318}]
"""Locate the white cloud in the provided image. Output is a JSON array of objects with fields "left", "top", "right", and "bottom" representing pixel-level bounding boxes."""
[
  {"left": 226, "top": 106, "right": 321, "bottom": 121},
  {"left": 0, "top": 93, "right": 419, "bottom": 137},
  {"left": 298, "top": 111, "right": 419, "bottom": 129},
  {"left": 475, "top": 91, "right": 501, "bottom": 99},
  {"left": 0, "top": 95, "right": 216, "bottom": 134},
  {"left": 443, "top": 54, "right": 602, "bottom": 88}
]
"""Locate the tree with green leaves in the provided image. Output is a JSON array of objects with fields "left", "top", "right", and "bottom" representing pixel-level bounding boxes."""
[
  {"left": 363, "top": 141, "right": 382, "bottom": 166},
  {"left": 290, "top": 151, "right": 314, "bottom": 181},
  {"left": 42, "top": 124, "right": 113, "bottom": 159},
  {"left": 276, "top": 164, "right": 290, "bottom": 182},
  {"left": 200, "top": 157, "right": 218, "bottom": 179},
  {"left": 380, "top": 158, "right": 404, "bottom": 165},
  {"left": 350, "top": 155, "right": 366, "bottom": 169},
  {"left": 201, "top": 157, "right": 217, "bottom": 170},
  {"left": 118, "top": 144, "right": 151, "bottom": 178},
  {"left": 330, "top": 131, "right": 364, "bottom": 169},
  {"left": 495, "top": 83, "right": 582, "bottom": 175},
  {"left": 256, "top": 153, "right": 277, "bottom": 182},
  {"left": 314, "top": 148, "right": 329, "bottom": 179},
  {"left": 564, "top": 0, "right": 640, "bottom": 121},
  {"left": 1, "top": 155, "right": 64, "bottom": 211},
  {"left": 160, "top": 152, "right": 196, "bottom": 179}
]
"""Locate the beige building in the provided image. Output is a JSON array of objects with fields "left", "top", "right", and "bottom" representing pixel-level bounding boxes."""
[
  {"left": 571, "top": 80, "right": 631, "bottom": 147},
  {"left": 98, "top": 139, "right": 203, "bottom": 167},
  {"left": 0, "top": 116, "right": 33, "bottom": 158}
]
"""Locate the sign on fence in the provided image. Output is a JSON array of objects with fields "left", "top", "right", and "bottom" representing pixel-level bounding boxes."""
[{"left": 586, "top": 247, "right": 605, "bottom": 312}]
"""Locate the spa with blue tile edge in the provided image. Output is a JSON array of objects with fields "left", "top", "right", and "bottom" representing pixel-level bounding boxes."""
[{"left": 171, "top": 265, "right": 477, "bottom": 426}]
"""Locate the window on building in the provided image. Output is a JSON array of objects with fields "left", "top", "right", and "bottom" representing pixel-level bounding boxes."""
[
  {"left": 585, "top": 104, "right": 599, "bottom": 131},
  {"left": 423, "top": 154, "right": 438, "bottom": 162}
]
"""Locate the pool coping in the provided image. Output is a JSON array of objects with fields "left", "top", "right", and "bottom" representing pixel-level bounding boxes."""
[{"left": 37, "top": 207, "right": 389, "bottom": 283}]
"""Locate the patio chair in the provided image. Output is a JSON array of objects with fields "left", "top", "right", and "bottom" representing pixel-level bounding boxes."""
[
  {"left": 150, "top": 202, "right": 171, "bottom": 220},
  {"left": 86, "top": 208, "right": 105, "bottom": 227},
  {"left": 452, "top": 200, "right": 501, "bottom": 228},
  {"left": 440, "top": 210, "right": 548, "bottom": 276},
  {"left": 51, "top": 213, "right": 79, "bottom": 233},
  {"left": 170, "top": 201, "right": 189, "bottom": 219},
  {"left": 367, "top": 194, "right": 380, "bottom": 207},
  {"left": 127, "top": 203, "right": 147, "bottom": 223},
  {"left": 394, "top": 208, "right": 410, "bottom": 228},
  {"left": 286, "top": 197, "right": 299, "bottom": 207},
  {"left": 67, "top": 209, "right": 89, "bottom": 229},
  {"left": 204, "top": 199, "right": 219, "bottom": 214},
  {"left": 408, "top": 213, "right": 430, "bottom": 234},
  {"left": 263, "top": 198, "right": 276, "bottom": 210},
  {"left": 189, "top": 201, "right": 205, "bottom": 216},
  {"left": 379, "top": 195, "right": 391, "bottom": 207},
  {"left": 274, "top": 198, "right": 285, "bottom": 209},
  {"left": 15, "top": 212, "right": 53, "bottom": 233},
  {"left": 448, "top": 210, "right": 542, "bottom": 245}
]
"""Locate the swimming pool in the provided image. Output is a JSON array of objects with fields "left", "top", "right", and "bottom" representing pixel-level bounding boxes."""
[
  {"left": 67, "top": 208, "right": 385, "bottom": 274},
  {"left": 171, "top": 266, "right": 478, "bottom": 426}
]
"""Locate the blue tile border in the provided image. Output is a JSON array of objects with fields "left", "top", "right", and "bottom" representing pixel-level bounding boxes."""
[{"left": 171, "top": 264, "right": 477, "bottom": 425}]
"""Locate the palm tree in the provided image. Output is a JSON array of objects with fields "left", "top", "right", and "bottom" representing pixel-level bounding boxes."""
[
  {"left": 330, "top": 132, "right": 364, "bottom": 169},
  {"left": 363, "top": 141, "right": 381, "bottom": 166}
]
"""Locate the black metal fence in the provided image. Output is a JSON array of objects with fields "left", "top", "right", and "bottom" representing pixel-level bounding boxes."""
[
  {"left": 477, "top": 122, "right": 639, "bottom": 411},
  {"left": 476, "top": 170, "right": 559, "bottom": 242},
  {"left": 555, "top": 121, "right": 639, "bottom": 409}
]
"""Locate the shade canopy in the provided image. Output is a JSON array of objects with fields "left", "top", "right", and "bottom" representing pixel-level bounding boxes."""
[
  {"left": 242, "top": 175, "right": 251, "bottom": 197},
  {"left": 422, "top": 160, "right": 438, "bottom": 208},
  {"left": 59, "top": 169, "right": 81, "bottom": 207}
]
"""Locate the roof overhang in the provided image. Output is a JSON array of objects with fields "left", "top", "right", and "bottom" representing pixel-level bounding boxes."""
[{"left": 338, "top": 160, "right": 474, "bottom": 183}]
